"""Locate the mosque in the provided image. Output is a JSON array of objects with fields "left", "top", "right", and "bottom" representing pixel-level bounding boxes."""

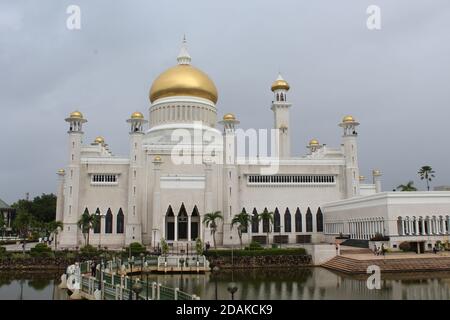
[{"left": 56, "top": 40, "right": 450, "bottom": 252}]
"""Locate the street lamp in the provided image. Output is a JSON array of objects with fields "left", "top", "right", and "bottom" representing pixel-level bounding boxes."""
[
  {"left": 227, "top": 282, "right": 238, "bottom": 300},
  {"left": 132, "top": 280, "right": 143, "bottom": 300},
  {"left": 128, "top": 260, "right": 134, "bottom": 300}
]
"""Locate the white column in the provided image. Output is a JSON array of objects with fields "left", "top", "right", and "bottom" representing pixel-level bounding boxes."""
[
  {"left": 402, "top": 219, "right": 407, "bottom": 236},
  {"left": 174, "top": 216, "right": 178, "bottom": 241},
  {"left": 409, "top": 219, "right": 414, "bottom": 235},
  {"left": 187, "top": 215, "right": 191, "bottom": 241},
  {"left": 421, "top": 219, "right": 425, "bottom": 235},
  {"left": 414, "top": 218, "right": 419, "bottom": 235}
]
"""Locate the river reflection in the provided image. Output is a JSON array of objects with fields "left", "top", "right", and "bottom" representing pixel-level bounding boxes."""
[
  {"left": 0, "top": 272, "right": 68, "bottom": 300},
  {"left": 138, "top": 267, "right": 450, "bottom": 300},
  {"left": 1, "top": 268, "right": 450, "bottom": 300}
]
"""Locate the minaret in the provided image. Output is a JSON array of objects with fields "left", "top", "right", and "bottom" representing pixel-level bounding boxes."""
[
  {"left": 60, "top": 111, "right": 87, "bottom": 248},
  {"left": 151, "top": 155, "right": 162, "bottom": 248},
  {"left": 372, "top": 169, "right": 382, "bottom": 193},
  {"left": 339, "top": 115, "right": 360, "bottom": 198},
  {"left": 55, "top": 169, "right": 65, "bottom": 222},
  {"left": 125, "top": 112, "right": 148, "bottom": 245},
  {"left": 270, "top": 74, "right": 291, "bottom": 158},
  {"left": 219, "top": 113, "right": 241, "bottom": 245}
]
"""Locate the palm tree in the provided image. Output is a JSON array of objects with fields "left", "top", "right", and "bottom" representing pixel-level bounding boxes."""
[
  {"left": 418, "top": 165, "right": 435, "bottom": 191},
  {"left": 396, "top": 181, "right": 417, "bottom": 191},
  {"left": 77, "top": 211, "right": 96, "bottom": 246},
  {"left": 231, "top": 210, "right": 252, "bottom": 249},
  {"left": 13, "top": 209, "right": 34, "bottom": 254},
  {"left": 202, "top": 211, "right": 223, "bottom": 250},
  {"left": 258, "top": 210, "right": 274, "bottom": 246},
  {"left": 48, "top": 221, "right": 64, "bottom": 250}
]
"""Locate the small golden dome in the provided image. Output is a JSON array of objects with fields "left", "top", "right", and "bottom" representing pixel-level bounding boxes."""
[
  {"left": 149, "top": 65, "right": 218, "bottom": 103},
  {"left": 70, "top": 111, "right": 83, "bottom": 119},
  {"left": 57, "top": 169, "right": 65, "bottom": 175},
  {"left": 343, "top": 115, "right": 355, "bottom": 123},
  {"left": 309, "top": 138, "right": 320, "bottom": 146},
  {"left": 131, "top": 112, "right": 144, "bottom": 119},
  {"left": 372, "top": 169, "right": 382, "bottom": 176},
  {"left": 154, "top": 155, "right": 162, "bottom": 162},
  {"left": 359, "top": 175, "right": 365, "bottom": 181},
  {"left": 223, "top": 113, "right": 236, "bottom": 121},
  {"left": 94, "top": 136, "right": 105, "bottom": 144},
  {"left": 271, "top": 79, "right": 290, "bottom": 92}
]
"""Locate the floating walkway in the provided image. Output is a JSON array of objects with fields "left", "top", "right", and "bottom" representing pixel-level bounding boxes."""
[{"left": 61, "top": 259, "right": 202, "bottom": 300}]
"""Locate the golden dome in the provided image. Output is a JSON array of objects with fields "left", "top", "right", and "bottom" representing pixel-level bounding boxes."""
[
  {"left": 131, "top": 112, "right": 144, "bottom": 119},
  {"left": 343, "top": 115, "right": 355, "bottom": 123},
  {"left": 271, "top": 77, "right": 290, "bottom": 91},
  {"left": 70, "top": 111, "right": 83, "bottom": 119},
  {"left": 149, "top": 64, "right": 218, "bottom": 103},
  {"left": 223, "top": 113, "right": 236, "bottom": 121},
  {"left": 94, "top": 136, "right": 105, "bottom": 144},
  {"left": 154, "top": 155, "right": 162, "bottom": 162},
  {"left": 309, "top": 138, "right": 320, "bottom": 146},
  {"left": 359, "top": 175, "right": 365, "bottom": 181},
  {"left": 57, "top": 169, "right": 65, "bottom": 175}
]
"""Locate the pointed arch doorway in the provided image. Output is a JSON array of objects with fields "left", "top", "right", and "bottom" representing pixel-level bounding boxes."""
[{"left": 178, "top": 203, "right": 188, "bottom": 241}]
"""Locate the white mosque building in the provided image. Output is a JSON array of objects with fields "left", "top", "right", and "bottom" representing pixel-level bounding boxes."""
[{"left": 56, "top": 40, "right": 450, "bottom": 252}]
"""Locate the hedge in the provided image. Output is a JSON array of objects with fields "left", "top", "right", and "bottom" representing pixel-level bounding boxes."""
[{"left": 205, "top": 248, "right": 307, "bottom": 257}]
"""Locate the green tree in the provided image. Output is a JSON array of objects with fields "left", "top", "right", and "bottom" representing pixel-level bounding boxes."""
[
  {"left": 258, "top": 210, "right": 274, "bottom": 246},
  {"left": 231, "top": 210, "right": 252, "bottom": 249},
  {"left": 396, "top": 181, "right": 417, "bottom": 191},
  {"left": 12, "top": 193, "right": 57, "bottom": 223},
  {"left": 202, "top": 211, "right": 223, "bottom": 250},
  {"left": 77, "top": 211, "right": 96, "bottom": 246},
  {"left": 13, "top": 209, "right": 34, "bottom": 253},
  {"left": 418, "top": 165, "right": 435, "bottom": 191},
  {"left": 47, "top": 221, "right": 64, "bottom": 250}
]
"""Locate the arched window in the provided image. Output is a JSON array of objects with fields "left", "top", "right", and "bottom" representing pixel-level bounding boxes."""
[
  {"left": 251, "top": 208, "right": 259, "bottom": 233},
  {"left": 274, "top": 208, "right": 280, "bottom": 233},
  {"left": 166, "top": 205, "right": 175, "bottom": 240},
  {"left": 280, "top": 93, "right": 284, "bottom": 101},
  {"left": 284, "top": 208, "right": 292, "bottom": 233},
  {"left": 295, "top": 208, "right": 302, "bottom": 232},
  {"left": 191, "top": 205, "right": 200, "bottom": 241},
  {"left": 105, "top": 208, "right": 113, "bottom": 234},
  {"left": 116, "top": 209, "right": 124, "bottom": 234},
  {"left": 178, "top": 203, "right": 188, "bottom": 240},
  {"left": 262, "top": 208, "right": 270, "bottom": 233},
  {"left": 316, "top": 208, "right": 324, "bottom": 232},
  {"left": 276, "top": 93, "right": 279, "bottom": 101},
  {"left": 306, "top": 207, "right": 313, "bottom": 232},
  {"left": 94, "top": 208, "right": 101, "bottom": 233}
]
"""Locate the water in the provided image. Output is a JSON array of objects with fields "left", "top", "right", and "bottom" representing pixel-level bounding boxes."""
[
  {"left": 2, "top": 268, "right": 450, "bottom": 300},
  {"left": 0, "top": 272, "right": 68, "bottom": 300}
]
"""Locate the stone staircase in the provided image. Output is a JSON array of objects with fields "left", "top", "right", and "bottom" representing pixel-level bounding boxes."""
[{"left": 322, "top": 256, "right": 450, "bottom": 274}]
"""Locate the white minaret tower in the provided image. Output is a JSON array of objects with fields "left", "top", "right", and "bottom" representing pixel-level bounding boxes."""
[
  {"left": 270, "top": 74, "right": 291, "bottom": 158},
  {"left": 219, "top": 113, "right": 241, "bottom": 246},
  {"left": 125, "top": 112, "right": 148, "bottom": 245},
  {"left": 60, "top": 111, "right": 87, "bottom": 248},
  {"left": 339, "top": 115, "right": 360, "bottom": 198}
]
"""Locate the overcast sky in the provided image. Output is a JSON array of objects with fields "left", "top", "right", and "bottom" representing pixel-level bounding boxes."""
[{"left": 1, "top": 0, "right": 450, "bottom": 204}]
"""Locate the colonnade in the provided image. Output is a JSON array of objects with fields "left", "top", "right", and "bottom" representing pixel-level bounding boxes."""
[{"left": 397, "top": 215, "right": 450, "bottom": 236}]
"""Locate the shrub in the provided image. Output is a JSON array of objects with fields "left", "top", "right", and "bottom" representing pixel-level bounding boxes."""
[
  {"left": 205, "top": 248, "right": 307, "bottom": 257},
  {"left": 125, "top": 242, "right": 146, "bottom": 257},
  {"left": 80, "top": 244, "right": 99, "bottom": 258},
  {"left": 246, "top": 241, "right": 263, "bottom": 251},
  {"left": 30, "top": 243, "right": 53, "bottom": 258},
  {"left": 399, "top": 242, "right": 412, "bottom": 252}
]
